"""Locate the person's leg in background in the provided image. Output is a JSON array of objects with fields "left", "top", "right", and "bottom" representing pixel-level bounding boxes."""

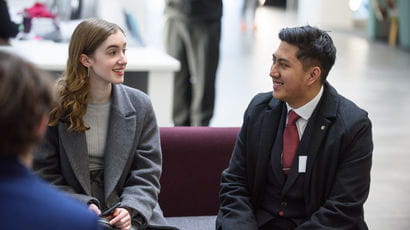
[
  {"left": 165, "top": 18, "right": 192, "bottom": 126},
  {"left": 241, "top": 0, "right": 250, "bottom": 31},
  {"left": 188, "top": 20, "right": 221, "bottom": 126},
  {"left": 241, "top": 0, "right": 259, "bottom": 32}
]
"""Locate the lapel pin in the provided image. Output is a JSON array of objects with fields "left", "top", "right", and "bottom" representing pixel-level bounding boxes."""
[{"left": 320, "top": 125, "right": 326, "bottom": 130}]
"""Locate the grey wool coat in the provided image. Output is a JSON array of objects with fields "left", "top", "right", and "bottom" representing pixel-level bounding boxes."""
[{"left": 33, "top": 84, "right": 173, "bottom": 229}]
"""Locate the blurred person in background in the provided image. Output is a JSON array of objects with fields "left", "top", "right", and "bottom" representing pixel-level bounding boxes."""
[
  {"left": 0, "top": 0, "right": 19, "bottom": 45},
  {"left": 241, "top": 0, "right": 259, "bottom": 32},
  {"left": 164, "top": 0, "right": 223, "bottom": 126}
]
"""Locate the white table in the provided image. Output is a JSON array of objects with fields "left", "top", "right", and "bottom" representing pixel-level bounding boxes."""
[{"left": 8, "top": 40, "right": 180, "bottom": 126}]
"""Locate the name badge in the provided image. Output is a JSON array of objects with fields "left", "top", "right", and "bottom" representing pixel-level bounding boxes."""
[{"left": 298, "top": 156, "right": 307, "bottom": 173}]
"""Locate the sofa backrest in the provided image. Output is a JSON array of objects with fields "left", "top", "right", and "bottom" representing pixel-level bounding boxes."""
[{"left": 159, "top": 127, "right": 240, "bottom": 217}]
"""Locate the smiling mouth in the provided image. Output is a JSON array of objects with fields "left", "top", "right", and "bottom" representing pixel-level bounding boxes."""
[
  {"left": 113, "top": 69, "right": 125, "bottom": 73},
  {"left": 273, "top": 81, "right": 284, "bottom": 86}
]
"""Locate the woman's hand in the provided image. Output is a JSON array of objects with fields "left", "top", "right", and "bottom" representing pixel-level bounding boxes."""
[
  {"left": 88, "top": 203, "right": 101, "bottom": 215},
  {"left": 108, "top": 208, "right": 131, "bottom": 230}
]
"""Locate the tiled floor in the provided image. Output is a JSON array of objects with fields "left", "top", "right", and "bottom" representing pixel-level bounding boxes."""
[{"left": 210, "top": 1, "right": 410, "bottom": 229}]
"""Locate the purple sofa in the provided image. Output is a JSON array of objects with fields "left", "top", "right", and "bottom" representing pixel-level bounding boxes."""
[{"left": 159, "top": 127, "right": 240, "bottom": 217}]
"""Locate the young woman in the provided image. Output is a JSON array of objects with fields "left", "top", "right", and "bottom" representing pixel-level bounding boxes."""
[{"left": 33, "top": 18, "right": 175, "bottom": 230}]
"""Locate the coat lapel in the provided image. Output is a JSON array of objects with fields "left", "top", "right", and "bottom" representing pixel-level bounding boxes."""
[
  {"left": 270, "top": 107, "right": 287, "bottom": 186},
  {"left": 58, "top": 123, "right": 91, "bottom": 195},
  {"left": 304, "top": 83, "right": 338, "bottom": 191},
  {"left": 104, "top": 85, "right": 137, "bottom": 199},
  {"left": 252, "top": 99, "right": 285, "bottom": 201}
]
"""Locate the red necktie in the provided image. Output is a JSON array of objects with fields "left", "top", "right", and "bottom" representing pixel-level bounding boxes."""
[{"left": 282, "top": 110, "right": 300, "bottom": 175}]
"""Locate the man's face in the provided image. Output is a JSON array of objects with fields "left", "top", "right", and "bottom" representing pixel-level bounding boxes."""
[{"left": 269, "top": 41, "right": 312, "bottom": 108}]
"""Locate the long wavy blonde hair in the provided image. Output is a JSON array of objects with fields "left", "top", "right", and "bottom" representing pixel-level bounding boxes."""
[{"left": 49, "top": 18, "right": 124, "bottom": 132}]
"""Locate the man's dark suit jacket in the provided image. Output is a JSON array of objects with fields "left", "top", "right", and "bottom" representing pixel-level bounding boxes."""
[
  {"left": 0, "top": 158, "right": 101, "bottom": 230},
  {"left": 216, "top": 82, "right": 373, "bottom": 230}
]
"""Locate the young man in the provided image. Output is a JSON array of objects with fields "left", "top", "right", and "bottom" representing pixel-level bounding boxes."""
[
  {"left": 217, "top": 26, "right": 373, "bottom": 229},
  {"left": 0, "top": 51, "right": 101, "bottom": 230}
]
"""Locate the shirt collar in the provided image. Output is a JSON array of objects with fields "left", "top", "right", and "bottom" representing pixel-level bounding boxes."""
[{"left": 286, "top": 86, "right": 324, "bottom": 121}]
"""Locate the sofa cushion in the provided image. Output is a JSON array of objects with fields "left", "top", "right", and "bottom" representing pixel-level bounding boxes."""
[
  {"left": 165, "top": 215, "right": 216, "bottom": 230},
  {"left": 159, "top": 127, "right": 240, "bottom": 217}
]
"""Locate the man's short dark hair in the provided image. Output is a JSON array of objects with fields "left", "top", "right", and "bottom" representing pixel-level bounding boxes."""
[
  {"left": 0, "top": 51, "right": 54, "bottom": 157},
  {"left": 279, "top": 25, "right": 336, "bottom": 83}
]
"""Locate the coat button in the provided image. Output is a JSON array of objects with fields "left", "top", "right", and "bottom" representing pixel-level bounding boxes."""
[{"left": 278, "top": 211, "right": 284, "bottom": 216}]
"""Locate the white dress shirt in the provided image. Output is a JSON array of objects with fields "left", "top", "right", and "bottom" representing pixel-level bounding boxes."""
[{"left": 286, "top": 86, "right": 324, "bottom": 139}]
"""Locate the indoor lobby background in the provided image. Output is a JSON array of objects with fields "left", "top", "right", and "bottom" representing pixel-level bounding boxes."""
[{"left": 4, "top": 0, "right": 410, "bottom": 229}]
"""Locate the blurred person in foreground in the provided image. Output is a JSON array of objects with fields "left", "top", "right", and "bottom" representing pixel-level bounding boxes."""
[
  {"left": 0, "top": 50, "right": 101, "bottom": 230},
  {"left": 217, "top": 25, "right": 373, "bottom": 230}
]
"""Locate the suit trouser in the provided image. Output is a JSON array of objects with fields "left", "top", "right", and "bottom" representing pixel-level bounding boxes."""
[
  {"left": 259, "top": 217, "right": 297, "bottom": 230},
  {"left": 164, "top": 17, "right": 221, "bottom": 126}
]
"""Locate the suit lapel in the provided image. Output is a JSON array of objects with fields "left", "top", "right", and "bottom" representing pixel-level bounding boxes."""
[
  {"left": 58, "top": 123, "right": 91, "bottom": 195},
  {"left": 104, "top": 85, "right": 137, "bottom": 199},
  {"left": 281, "top": 115, "right": 327, "bottom": 195}
]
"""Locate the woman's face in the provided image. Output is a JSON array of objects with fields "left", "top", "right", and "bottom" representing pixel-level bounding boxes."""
[{"left": 87, "top": 31, "right": 127, "bottom": 85}]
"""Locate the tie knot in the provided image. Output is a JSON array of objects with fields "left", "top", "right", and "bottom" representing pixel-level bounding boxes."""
[{"left": 287, "top": 110, "right": 300, "bottom": 125}]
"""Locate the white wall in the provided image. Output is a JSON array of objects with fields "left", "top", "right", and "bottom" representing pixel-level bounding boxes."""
[
  {"left": 100, "top": 0, "right": 165, "bottom": 48},
  {"left": 298, "top": 0, "right": 353, "bottom": 29}
]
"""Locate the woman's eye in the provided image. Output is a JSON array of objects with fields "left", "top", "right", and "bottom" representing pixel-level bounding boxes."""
[{"left": 107, "top": 50, "right": 116, "bottom": 56}]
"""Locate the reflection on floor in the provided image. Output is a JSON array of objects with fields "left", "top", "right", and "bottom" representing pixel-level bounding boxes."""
[{"left": 212, "top": 1, "right": 410, "bottom": 229}]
